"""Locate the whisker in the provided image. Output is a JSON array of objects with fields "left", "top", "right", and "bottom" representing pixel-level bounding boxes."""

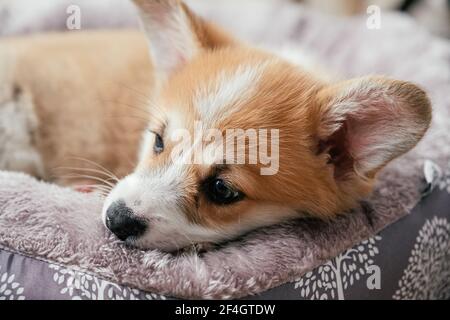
[
  {"left": 110, "top": 81, "right": 154, "bottom": 104},
  {"left": 106, "top": 115, "right": 150, "bottom": 125},
  {"left": 54, "top": 174, "right": 116, "bottom": 188},
  {"left": 145, "top": 101, "right": 168, "bottom": 125},
  {"left": 53, "top": 166, "right": 119, "bottom": 183},
  {"left": 74, "top": 184, "right": 112, "bottom": 195},
  {"left": 83, "top": 185, "right": 112, "bottom": 193},
  {"left": 110, "top": 101, "right": 152, "bottom": 117},
  {"left": 95, "top": 98, "right": 151, "bottom": 118},
  {"left": 94, "top": 97, "right": 167, "bottom": 130},
  {"left": 64, "top": 157, "right": 120, "bottom": 181}
]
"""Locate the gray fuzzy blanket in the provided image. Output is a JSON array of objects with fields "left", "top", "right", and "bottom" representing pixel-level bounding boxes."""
[
  {"left": 0, "top": 0, "right": 449, "bottom": 299},
  {"left": 0, "top": 169, "right": 423, "bottom": 299}
]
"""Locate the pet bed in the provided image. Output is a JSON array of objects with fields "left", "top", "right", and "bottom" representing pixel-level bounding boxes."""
[{"left": 0, "top": 0, "right": 449, "bottom": 300}]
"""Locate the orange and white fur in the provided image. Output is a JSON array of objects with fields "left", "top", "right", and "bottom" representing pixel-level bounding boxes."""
[{"left": 0, "top": 0, "right": 431, "bottom": 251}]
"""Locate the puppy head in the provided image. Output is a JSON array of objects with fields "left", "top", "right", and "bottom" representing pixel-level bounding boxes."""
[{"left": 102, "top": 0, "right": 431, "bottom": 251}]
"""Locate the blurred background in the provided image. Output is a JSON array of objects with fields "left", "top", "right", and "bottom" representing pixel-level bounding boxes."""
[
  {"left": 0, "top": 0, "right": 449, "bottom": 38},
  {"left": 298, "top": 0, "right": 449, "bottom": 38}
]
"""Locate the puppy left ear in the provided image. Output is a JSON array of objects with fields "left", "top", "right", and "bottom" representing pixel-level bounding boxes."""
[
  {"left": 316, "top": 76, "right": 432, "bottom": 179},
  {"left": 132, "top": 0, "right": 236, "bottom": 80}
]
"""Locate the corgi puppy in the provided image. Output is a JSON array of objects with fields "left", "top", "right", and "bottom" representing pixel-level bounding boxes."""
[{"left": 0, "top": 0, "right": 431, "bottom": 251}]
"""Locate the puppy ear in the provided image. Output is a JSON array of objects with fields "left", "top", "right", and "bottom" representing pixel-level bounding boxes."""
[
  {"left": 132, "top": 0, "right": 236, "bottom": 80},
  {"left": 316, "top": 76, "right": 432, "bottom": 179}
]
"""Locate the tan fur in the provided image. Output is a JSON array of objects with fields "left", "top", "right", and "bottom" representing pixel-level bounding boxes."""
[
  {"left": 0, "top": 31, "right": 153, "bottom": 184},
  {"left": 156, "top": 49, "right": 344, "bottom": 224}
]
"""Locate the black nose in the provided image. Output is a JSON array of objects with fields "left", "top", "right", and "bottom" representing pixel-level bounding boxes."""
[{"left": 105, "top": 201, "right": 147, "bottom": 241}]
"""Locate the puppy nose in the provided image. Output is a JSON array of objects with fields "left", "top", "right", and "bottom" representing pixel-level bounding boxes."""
[{"left": 105, "top": 201, "right": 147, "bottom": 241}]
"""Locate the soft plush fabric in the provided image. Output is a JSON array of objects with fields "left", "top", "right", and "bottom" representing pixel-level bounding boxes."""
[
  {"left": 2, "top": 175, "right": 449, "bottom": 300},
  {"left": 0, "top": 0, "right": 449, "bottom": 299},
  {"left": 0, "top": 169, "right": 424, "bottom": 299},
  {"left": 0, "top": 0, "right": 139, "bottom": 36}
]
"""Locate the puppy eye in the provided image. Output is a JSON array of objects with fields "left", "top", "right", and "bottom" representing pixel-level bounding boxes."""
[
  {"left": 203, "top": 178, "right": 244, "bottom": 205},
  {"left": 153, "top": 133, "right": 164, "bottom": 154}
]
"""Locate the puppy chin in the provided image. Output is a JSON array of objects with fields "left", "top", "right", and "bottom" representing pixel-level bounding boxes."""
[
  {"left": 124, "top": 232, "right": 215, "bottom": 253},
  {"left": 127, "top": 234, "right": 184, "bottom": 252}
]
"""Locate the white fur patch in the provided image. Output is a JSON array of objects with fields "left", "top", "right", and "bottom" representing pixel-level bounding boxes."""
[
  {"left": 102, "top": 162, "right": 219, "bottom": 251},
  {"left": 135, "top": 0, "right": 198, "bottom": 79},
  {"left": 195, "top": 63, "right": 268, "bottom": 126}
]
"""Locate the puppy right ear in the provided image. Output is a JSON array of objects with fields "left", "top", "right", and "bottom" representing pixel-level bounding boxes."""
[
  {"left": 132, "top": 0, "right": 236, "bottom": 80},
  {"left": 315, "top": 76, "right": 432, "bottom": 180}
]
